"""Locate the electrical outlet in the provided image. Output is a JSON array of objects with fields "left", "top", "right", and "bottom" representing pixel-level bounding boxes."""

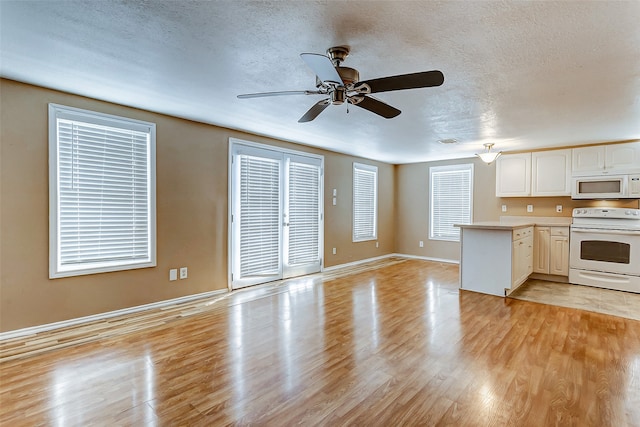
[
  {"left": 332, "top": 188, "right": 337, "bottom": 196},
  {"left": 527, "top": 205, "right": 534, "bottom": 213},
  {"left": 556, "top": 205, "right": 563, "bottom": 213},
  {"left": 419, "top": 240, "right": 424, "bottom": 248},
  {"left": 502, "top": 205, "right": 507, "bottom": 213},
  {"left": 179, "top": 267, "right": 188, "bottom": 279},
  {"left": 169, "top": 269, "right": 177, "bottom": 281},
  {"left": 332, "top": 247, "right": 336, "bottom": 255}
]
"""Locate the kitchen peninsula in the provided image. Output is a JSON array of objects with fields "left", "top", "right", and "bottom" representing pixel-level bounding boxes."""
[{"left": 456, "top": 217, "right": 572, "bottom": 297}]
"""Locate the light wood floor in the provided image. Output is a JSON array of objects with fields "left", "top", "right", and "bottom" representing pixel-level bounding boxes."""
[{"left": 1, "top": 259, "right": 639, "bottom": 426}]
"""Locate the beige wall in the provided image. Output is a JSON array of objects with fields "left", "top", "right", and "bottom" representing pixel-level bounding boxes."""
[
  {"left": 3, "top": 79, "right": 639, "bottom": 332},
  {"left": 0, "top": 79, "right": 395, "bottom": 331},
  {"left": 395, "top": 158, "right": 640, "bottom": 262}
]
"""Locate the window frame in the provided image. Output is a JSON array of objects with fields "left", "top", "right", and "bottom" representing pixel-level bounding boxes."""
[
  {"left": 352, "top": 162, "right": 378, "bottom": 242},
  {"left": 48, "top": 103, "right": 157, "bottom": 278},
  {"left": 429, "top": 163, "right": 473, "bottom": 242}
]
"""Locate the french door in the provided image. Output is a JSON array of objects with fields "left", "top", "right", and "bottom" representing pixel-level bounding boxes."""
[{"left": 230, "top": 141, "right": 323, "bottom": 289}]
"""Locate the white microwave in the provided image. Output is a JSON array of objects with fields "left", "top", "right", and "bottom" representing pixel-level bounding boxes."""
[{"left": 571, "top": 174, "right": 640, "bottom": 199}]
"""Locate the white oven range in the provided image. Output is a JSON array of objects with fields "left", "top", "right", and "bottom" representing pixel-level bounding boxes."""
[{"left": 569, "top": 207, "right": 640, "bottom": 293}]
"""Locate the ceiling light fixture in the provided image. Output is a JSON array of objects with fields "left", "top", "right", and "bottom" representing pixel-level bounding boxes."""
[
  {"left": 438, "top": 138, "right": 458, "bottom": 144},
  {"left": 476, "top": 143, "right": 501, "bottom": 164}
]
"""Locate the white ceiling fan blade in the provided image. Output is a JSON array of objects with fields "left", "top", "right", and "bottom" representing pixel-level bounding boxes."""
[
  {"left": 237, "top": 90, "right": 322, "bottom": 99},
  {"left": 300, "top": 53, "right": 343, "bottom": 85}
]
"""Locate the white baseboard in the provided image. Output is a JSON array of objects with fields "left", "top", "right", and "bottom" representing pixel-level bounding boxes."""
[
  {"left": 322, "top": 253, "right": 397, "bottom": 272},
  {"left": 322, "top": 253, "right": 458, "bottom": 273},
  {"left": 393, "top": 253, "right": 459, "bottom": 265},
  {"left": 0, "top": 288, "right": 228, "bottom": 341}
]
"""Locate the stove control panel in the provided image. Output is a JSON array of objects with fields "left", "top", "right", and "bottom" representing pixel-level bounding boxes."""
[{"left": 573, "top": 208, "right": 640, "bottom": 218}]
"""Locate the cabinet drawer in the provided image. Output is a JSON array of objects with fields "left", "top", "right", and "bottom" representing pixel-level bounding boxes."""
[
  {"left": 550, "top": 226, "right": 569, "bottom": 237},
  {"left": 513, "top": 227, "right": 533, "bottom": 241}
]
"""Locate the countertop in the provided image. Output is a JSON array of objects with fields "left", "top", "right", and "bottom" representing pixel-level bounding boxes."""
[
  {"left": 455, "top": 216, "right": 572, "bottom": 230},
  {"left": 455, "top": 221, "right": 534, "bottom": 230}
]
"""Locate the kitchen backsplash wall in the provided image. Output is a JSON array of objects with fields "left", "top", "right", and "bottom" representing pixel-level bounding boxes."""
[{"left": 498, "top": 197, "right": 639, "bottom": 217}]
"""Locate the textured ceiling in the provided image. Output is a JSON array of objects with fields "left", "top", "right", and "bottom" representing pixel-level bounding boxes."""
[{"left": 1, "top": 1, "right": 639, "bottom": 163}]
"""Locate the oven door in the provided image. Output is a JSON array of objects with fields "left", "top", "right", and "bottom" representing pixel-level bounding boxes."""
[{"left": 570, "top": 227, "right": 640, "bottom": 276}]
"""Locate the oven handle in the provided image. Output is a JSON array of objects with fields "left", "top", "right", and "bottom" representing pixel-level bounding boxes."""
[{"left": 571, "top": 227, "right": 640, "bottom": 236}]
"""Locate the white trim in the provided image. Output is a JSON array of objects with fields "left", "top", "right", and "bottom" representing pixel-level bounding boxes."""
[
  {"left": 353, "top": 162, "right": 378, "bottom": 242},
  {"left": 0, "top": 289, "right": 227, "bottom": 341},
  {"left": 228, "top": 137, "right": 324, "bottom": 161},
  {"left": 393, "top": 253, "right": 459, "bottom": 265},
  {"left": 429, "top": 163, "right": 474, "bottom": 242},
  {"left": 322, "top": 253, "right": 460, "bottom": 272},
  {"left": 48, "top": 103, "right": 157, "bottom": 278},
  {"left": 322, "top": 253, "right": 396, "bottom": 272},
  {"left": 228, "top": 137, "right": 325, "bottom": 290}
]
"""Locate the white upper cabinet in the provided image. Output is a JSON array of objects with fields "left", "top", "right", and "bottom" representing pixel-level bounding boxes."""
[
  {"left": 531, "top": 149, "right": 572, "bottom": 196},
  {"left": 496, "top": 150, "right": 571, "bottom": 197},
  {"left": 496, "top": 153, "right": 531, "bottom": 197},
  {"left": 572, "top": 142, "right": 640, "bottom": 176},
  {"left": 572, "top": 145, "right": 604, "bottom": 174},
  {"left": 605, "top": 142, "right": 640, "bottom": 173}
]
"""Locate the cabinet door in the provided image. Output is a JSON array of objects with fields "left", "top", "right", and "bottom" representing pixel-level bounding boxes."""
[
  {"left": 524, "top": 236, "right": 533, "bottom": 277},
  {"left": 511, "top": 240, "right": 521, "bottom": 286},
  {"left": 531, "top": 150, "right": 571, "bottom": 196},
  {"left": 572, "top": 146, "right": 605, "bottom": 175},
  {"left": 549, "top": 235, "right": 569, "bottom": 276},
  {"left": 605, "top": 142, "right": 640, "bottom": 173},
  {"left": 532, "top": 227, "right": 550, "bottom": 274},
  {"left": 496, "top": 153, "right": 531, "bottom": 197},
  {"left": 512, "top": 235, "right": 533, "bottom": 287}
]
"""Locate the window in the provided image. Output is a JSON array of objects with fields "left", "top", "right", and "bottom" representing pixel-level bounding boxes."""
[
  {"left": 430, "top": 164, "right": 473, "bottom": 242},
  {"left": 353, "top": 162, "right": 378, "bottom": 242},
  {"left": 49, "top": 104, "right": 156, "bottom": 278}
]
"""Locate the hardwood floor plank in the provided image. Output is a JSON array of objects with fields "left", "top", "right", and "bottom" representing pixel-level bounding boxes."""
[{"left": 1, "top": 259, "right": 640, "bottom": 426}]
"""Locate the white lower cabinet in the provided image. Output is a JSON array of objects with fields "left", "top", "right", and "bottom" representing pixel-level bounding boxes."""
[
  {"left": 511, "top": 228, "right": 533, "bottom": 288},
  {"left": 459, "top": 225, "right": 534, "bottom": 297},
  {"left": 533, "top": 226, "right": 569, "bottom": 276}
]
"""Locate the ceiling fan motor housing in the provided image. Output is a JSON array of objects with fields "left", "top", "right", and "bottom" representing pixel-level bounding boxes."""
[
  {"left": 331, "top": 87, "right": 346, "bottom": 105},
  {"left": 336, "top": 67, "right": 359, "bottom": 85}
]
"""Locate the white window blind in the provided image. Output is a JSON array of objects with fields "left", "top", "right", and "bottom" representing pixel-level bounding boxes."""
[
  {"left": 288, "top": 161, "right": 320, "bottom": 265},
  {"left": 49, "top": 104, "right": 156, "bottom": 278},
  {"left": 239, "top": 155, "right": 281, "bottom": 277},
  {"left": 430, "top": 164, "right": 473, "bottom": 242},
  {"left": 353, "top": 162, "right": 378, "bottom": 242}
]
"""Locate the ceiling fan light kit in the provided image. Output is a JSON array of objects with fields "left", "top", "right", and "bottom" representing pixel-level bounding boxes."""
[
  {"left": 238, "top": 46, "right": 444, "bottom": 123},
  {"left": 476, "top": 143, "right": 502, "bottom": 164}
]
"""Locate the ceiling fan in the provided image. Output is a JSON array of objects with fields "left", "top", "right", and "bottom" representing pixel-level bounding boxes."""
[{"left": 237, "top": 46, "right": 444, "bottom": 123}]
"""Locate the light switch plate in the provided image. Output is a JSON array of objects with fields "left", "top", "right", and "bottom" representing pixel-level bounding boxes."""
[
  {"left": 332, "top": 188, "right": 337, "bottom": 197},
  {"left": 169, "top": 269, "right": 177, "bottom": 281}
]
